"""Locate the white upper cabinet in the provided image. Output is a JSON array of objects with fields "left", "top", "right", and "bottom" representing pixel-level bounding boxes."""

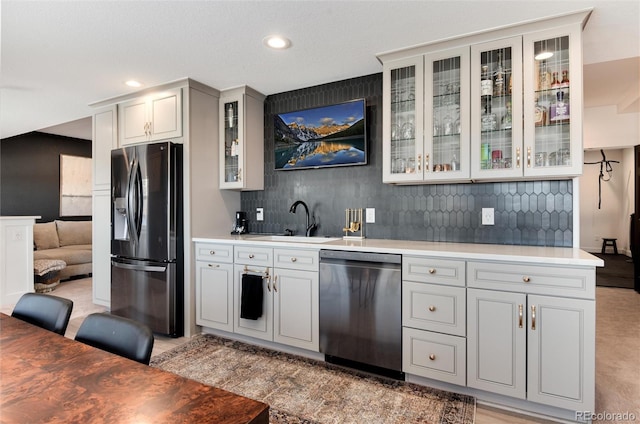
[
  {"left": 523, "top": 25, "right": 583, "bottom": 177},
  {"left": 118, "top": 88, "right": 182, "bottom": 145},
  {"left": 379, "top": 10, "right": 590, "bottom": 184},
  {"left": 470, "top": 37, "right": 523, "bottom": 180},
  {"left": 382, "top": 56, "right": 424, "bottom": 184},
  {"left": 219, "top": 86, "right": 265, "bottom": 191},
  {"left": 92, "top": 105, "right": 117, "bottom": 190}
]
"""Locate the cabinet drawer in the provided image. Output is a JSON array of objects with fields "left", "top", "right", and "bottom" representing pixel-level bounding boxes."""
[
  {"left": 234, "top": 245, "right": 273, "bottom": 267},
  {"left": 274, "top": 248, "right": 319, "bottom": 271},
  {"left": 403, "top": 327, "right": 466, "bottom": 386},
  {"left": 195, "top": 243, "right": 233, "bottom": 263},
  {"left": 403, "top": 256, "right": 465, "bottom": 287},
  {"left": 402, "top": 282, "right": 465, "bottom": 336},
  {"left": 467, "top": 261, "right": 595, "bottom": 299}
]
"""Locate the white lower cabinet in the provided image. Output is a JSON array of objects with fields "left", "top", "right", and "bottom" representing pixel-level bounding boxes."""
[
  {"left": 232, "top": 246, "right": 319, "bottom": 352},
  {"left": 402, "top": 256, "right": 467, "bottom": 386},
  {"left": 467, "top": 288, "right": 595, "bottom": 411},
  {"left": 195, "top": 243, "right": 234, "bottom": 332}
]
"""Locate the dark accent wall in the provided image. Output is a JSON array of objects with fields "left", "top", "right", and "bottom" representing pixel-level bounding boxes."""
[
  {"left": 1, "top": 132, "right": 92, "bottom": 222},
  {"left": 245, "top": 73, "right": 573, "bottom": 246}
]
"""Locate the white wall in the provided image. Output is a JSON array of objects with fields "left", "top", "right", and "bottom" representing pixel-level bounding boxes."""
[
  {"left": 579, "top": 148, "right": 634, "bottom": 254},
  {"left": 583, "top": 106, "right": 639, "bottom": 150}
]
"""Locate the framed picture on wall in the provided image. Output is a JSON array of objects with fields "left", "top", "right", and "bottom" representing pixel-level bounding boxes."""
[{"left": 59, "top": 154, "right": 92, "bottom": 216}]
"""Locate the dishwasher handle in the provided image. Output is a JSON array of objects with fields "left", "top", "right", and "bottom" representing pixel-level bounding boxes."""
[{"left": 320, "top": 249, "right": 401, "bottom": 264}]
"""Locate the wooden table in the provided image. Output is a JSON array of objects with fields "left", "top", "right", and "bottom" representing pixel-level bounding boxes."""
[{"left": 0, "top": 313, "right": 268, "bottom": 423}]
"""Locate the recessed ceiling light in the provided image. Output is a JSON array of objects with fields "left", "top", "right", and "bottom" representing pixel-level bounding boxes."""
[
  {"left": 263, "top": 35, "right": 291, "bottom": 50},
  {"left": 125, "top": 80, "right": 143, "bottom": 88}
]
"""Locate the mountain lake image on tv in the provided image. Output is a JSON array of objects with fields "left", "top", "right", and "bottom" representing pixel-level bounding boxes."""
[{"left": 274, "top": 99, "right": 366, "bottom": 170}]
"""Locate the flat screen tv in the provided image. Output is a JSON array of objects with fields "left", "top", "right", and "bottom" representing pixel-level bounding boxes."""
[{"left": 274, "top": 99, "right": 366, "bottom": 170}]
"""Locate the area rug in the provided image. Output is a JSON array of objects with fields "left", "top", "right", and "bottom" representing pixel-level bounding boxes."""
[{"left": 151, "top": 334, "right": 475, "bottom": 424}]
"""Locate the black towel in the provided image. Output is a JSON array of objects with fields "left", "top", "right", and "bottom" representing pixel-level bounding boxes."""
[{"left": 240, "top": 274, "right": 264, "bottom": 320}]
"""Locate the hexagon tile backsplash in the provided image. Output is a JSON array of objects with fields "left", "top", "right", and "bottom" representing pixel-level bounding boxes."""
[{"left": 241, "top": 73, "right": 573, "bottom": 247}]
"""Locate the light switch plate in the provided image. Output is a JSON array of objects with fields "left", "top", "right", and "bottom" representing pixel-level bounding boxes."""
[
  {"left": 256, "top": 208, "right": 264, "bottom": 221},
  {"left": 482, "top": 208, "right": 494, "bottom": 225},
  {"left": 366, "top": 208, "right": 375, "bottom": 223}
]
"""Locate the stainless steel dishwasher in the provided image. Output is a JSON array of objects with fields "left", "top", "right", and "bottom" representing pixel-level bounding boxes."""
[{"left": 319, "top": 249, "right": 403, "bottom": 379}]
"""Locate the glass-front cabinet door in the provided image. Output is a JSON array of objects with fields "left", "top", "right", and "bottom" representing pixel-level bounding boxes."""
[
  {"left": 425, "top": 47, "right": 470, "bottom": 181},
  {"left": 382, "top": 56, "right": 424, "bottom": 183},
  {"left": 220, "top": 96, "right": 244, "bottom": 189},
  {"left": 523, "top": 26, "right": 582, "bottom": 177},
  {"left": 471, "top": 37, "right": 523, "bottom": 179}
]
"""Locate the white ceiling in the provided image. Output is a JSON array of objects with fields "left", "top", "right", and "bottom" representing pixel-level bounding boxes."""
[{"left": 2, "top": 0, "right": 639, "bottom": 141}]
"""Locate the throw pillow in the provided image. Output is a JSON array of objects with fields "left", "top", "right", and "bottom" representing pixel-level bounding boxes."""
[
  {"left": 33, "top": 222, "right": 60, "bottom": 250},
  {"left": 56, "top": 220, "right": 92, "bottom": 246}
]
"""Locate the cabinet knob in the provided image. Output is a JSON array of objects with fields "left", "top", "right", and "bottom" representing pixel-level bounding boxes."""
[
  {"left": 428, "top": 268, "right": 436, "bottom": 274},
  {"left": 429, "top": 354, "right": 436, "bottom": 361},
  {"left": 209, "top": 250, "right": 215, "bottom": 255},
  {"left": 248, "top": 254, "right": 255, "bottom": 259},
  {"left": 522, "top": 276, "right": 530, "bottom": 283},
  {"left": 428, "top": 306, "right": 436, "bottom": 312},
  {"left": 291, "top": 257, "right": 297, "bottom": 262}
]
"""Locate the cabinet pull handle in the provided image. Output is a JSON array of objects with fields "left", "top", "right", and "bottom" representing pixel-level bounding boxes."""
[
  {"left": 522, "top": 276, "right": 530, "bottom": 283},
  {"left": 527, "top": 147, "right": 531, "bottom": 168},
  {"left": 418, "top": 155, "right": 422, "bottom": 172},
  {"left": 428, "top": 268, "right": 436, "bottom": 274},
  {"left": 238, "top": 168, "right": 242, "bottom": 181},
  {"left": 531, "top": 305, "right": 536, "bottom": 330},
  {"left": 518, "top": 304, "right": 523, "bottom": 328},
  {"left": 429, "top": 354, "right": 436, "bottom": 361},
  {"left": 516, "top": 147, "right": 521, "bottom": 168},
  {"left": 273, "top": 275, "right": 278, "bottom": 292},
  {"left": 207, "top": 263, "right": 220, "bottom": 268},
  {"left": 428, "top": 306, "right": 436, "bottom": 312},
  {"left": 425, "top": 154, "right": 430, "bottom": 172},
  {"left": 266, "top": 277, "right": 271, "bottom": 292},
  {"left": 248, "top": 254, "right": 255, "bottom": 259},
  {"left": 291, "top": 257, "right": 297, "bottom": 262}
]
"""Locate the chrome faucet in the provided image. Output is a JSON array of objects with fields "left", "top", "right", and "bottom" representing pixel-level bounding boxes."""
[{"left": 289, "top": 200, "right": 317, "bottom": 237}]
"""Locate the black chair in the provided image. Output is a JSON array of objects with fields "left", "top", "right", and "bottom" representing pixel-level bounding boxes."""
[
  {"left": 75, "top": 313, "right": 155, "bottom": 365},
  {"left": 11, "top": 292, "right": 73, "bottom": 336}
]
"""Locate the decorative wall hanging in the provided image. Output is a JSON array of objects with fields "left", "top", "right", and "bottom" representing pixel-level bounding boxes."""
[
  {"left": 59, "top": 155, "right": 92, "bottom": 216},
  {"left": 584, "top": 149, "right": 619, "bottom": 209}
]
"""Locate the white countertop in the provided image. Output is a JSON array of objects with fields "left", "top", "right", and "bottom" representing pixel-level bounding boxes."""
[{"left": 193, "top": 235, "right": 604, "bottom": 267}]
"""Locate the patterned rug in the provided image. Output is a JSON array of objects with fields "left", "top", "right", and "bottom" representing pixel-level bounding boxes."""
[{"left": 151, "top": 334, "right": 475, "bottom": 424}]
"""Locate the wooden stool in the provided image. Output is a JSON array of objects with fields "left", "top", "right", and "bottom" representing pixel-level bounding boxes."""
[{"left": 601, "top": 238, "right": 618, "bottom": 255}]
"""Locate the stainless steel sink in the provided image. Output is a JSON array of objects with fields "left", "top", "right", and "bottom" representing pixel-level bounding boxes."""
[{"left": 252, "top": 235, "right": 340, "bottom": 244}]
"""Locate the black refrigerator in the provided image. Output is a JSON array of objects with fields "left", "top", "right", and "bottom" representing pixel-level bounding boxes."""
[{"left": 111, "top": 141, "right": 183, "bottom": 337}]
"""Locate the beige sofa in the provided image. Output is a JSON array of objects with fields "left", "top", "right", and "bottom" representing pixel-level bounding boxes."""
[{"left": 33, "top": 220, "right": 92, "bottom": 280}]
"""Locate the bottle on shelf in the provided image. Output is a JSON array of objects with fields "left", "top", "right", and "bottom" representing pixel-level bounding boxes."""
[
  {"left": 227, "top": 103, "right": 234, "bottom": 128},
  {"left": 481, "top": 65, "right": 493, "bottom": 101},
  {"left": 538, "top": 60, "right": 551, "bottom": 91},
  {"left": 451, "top": 154, "right": 459, "bottom": 171},
  {"left": 481, "top": 102, "right": 498, "bottom": 131},
  {"left": 550, "top": 91, "right": 570, "bottom": 122},
  {"left": 534, "top": 98, "right": 547, "bottom": 126},
  {"left": 551, "top": 72, "right": 560, "bottom": 89},
  {"left": 501, "top": 101, "right": 513, "bottom": 130},
  {"left": 560, "top": 70, "right": 570, "bottom": 88},
  {"left": 493, "top": 52, "right": 505, "bottom": 96}
]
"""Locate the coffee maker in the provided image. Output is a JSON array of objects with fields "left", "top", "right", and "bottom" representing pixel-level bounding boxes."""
[{"left": 231, "top": 211, "right": 248, "bottom": 235}]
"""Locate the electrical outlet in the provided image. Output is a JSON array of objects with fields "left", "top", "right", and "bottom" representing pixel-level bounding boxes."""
[
  {"left": 481, "top": 208, "right": 494, "bottom": 225},
  {"left": 366, "top": 208, "right": 375, "bottom": 223},
  {"left": 256, "top": 208, "right": 264, "bottom": 221}
]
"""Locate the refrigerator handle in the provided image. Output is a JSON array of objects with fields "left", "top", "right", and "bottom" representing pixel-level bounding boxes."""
[
  {"left": 126, "top": 157, "right": 138, "bottom": 243},
  {"left": 111, "top": 260, "right": 167, "bottom": 273},
  {"left": 132, "top": 159, "right": 143, "bottom": 239}
]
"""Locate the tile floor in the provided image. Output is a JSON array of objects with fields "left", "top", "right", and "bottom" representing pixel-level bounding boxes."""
[{"left": 4, "top": 278, "right": 638, "bottom": 423}]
